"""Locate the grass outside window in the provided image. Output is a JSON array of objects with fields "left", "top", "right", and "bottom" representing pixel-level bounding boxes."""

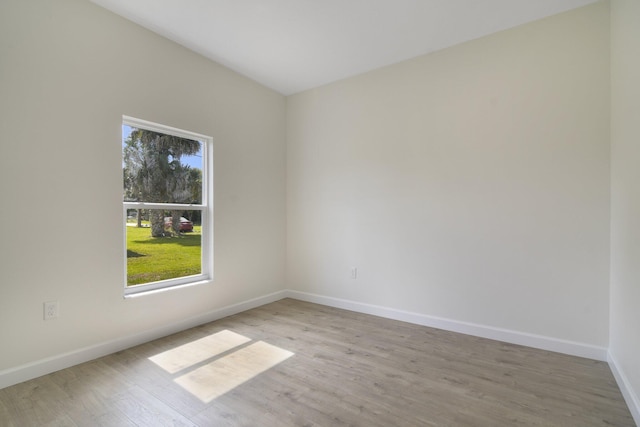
[{"left": 126, "top": 225, "right": 202, "bottom": 286}]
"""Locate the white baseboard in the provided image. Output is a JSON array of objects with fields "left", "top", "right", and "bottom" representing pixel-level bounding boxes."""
[
  {"left": 285, "top": 290, "right": 608, "bottom": 361},
  {"left": 608, "top": 352, "right": 640, "bottom": 426},
  {"left": 0, "top": 290, "right": 287, "bottom": 390}
]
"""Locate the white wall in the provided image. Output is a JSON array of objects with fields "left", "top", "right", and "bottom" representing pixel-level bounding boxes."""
[
  {"left": 287, "top": 3, "right": 610, "bottom": 347},
  {"left": 0, "top": 0, "right": 286, "bottom": 373},
  {"left": 610, "top": 0, "right": 640, "bottom": 421}
]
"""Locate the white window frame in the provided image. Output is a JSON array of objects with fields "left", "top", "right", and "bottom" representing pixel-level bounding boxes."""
[{"left": 122, "top": 115, "right": 213, "bottom": 296}]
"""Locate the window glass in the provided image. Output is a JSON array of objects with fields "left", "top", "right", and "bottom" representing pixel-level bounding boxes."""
[{"left": 122, "top": 117, "right": 211, "bottom": 294}]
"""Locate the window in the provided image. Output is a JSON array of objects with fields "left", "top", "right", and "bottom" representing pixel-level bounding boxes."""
[{"left": 122, "top": 116, "right": 212, "bottom": 295}]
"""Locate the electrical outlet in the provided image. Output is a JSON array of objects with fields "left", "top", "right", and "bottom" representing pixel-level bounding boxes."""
[{"left": 44, "top": 301, "right": 59, "bottom": 320}]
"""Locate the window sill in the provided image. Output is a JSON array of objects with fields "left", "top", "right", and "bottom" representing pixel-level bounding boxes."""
[{"left": 124, "top": 279, "right": 212, "bottom": 299}]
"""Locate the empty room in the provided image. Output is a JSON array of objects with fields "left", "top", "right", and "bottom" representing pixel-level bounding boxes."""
[{"left": 0, "top": 0, "right": 638, "bottom": 425}]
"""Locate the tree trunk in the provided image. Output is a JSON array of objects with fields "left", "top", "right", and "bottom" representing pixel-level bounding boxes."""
[
  {"left": 137, "top": 209, "right": 142, "bottom": 228},
  {"left": 150, "top": 209, "right": 165, "bottom": 237},
  {"left": 171, "top": 210, "right": 181, "bottom": 236}
]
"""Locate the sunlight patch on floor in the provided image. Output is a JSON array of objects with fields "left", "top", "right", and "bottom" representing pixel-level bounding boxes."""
[
  {"left": 174, "top": 341, "right": 294, "bottom": 403},
  {"left": 149, "top": 330, "right": 251, "bottom": 374}
]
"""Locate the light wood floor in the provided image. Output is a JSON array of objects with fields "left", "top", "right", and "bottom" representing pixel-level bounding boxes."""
[{"left": 0, "top": 298, "right": 634, "bottom": 426}]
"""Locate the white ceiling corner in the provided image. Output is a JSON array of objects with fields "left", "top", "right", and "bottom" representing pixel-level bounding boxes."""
[{"left": 89, "top": 0, "right": 599, "bottom": 95}]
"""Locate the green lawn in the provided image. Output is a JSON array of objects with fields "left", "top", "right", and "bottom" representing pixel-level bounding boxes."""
[{"left": 126, "top": 225, "right": 202, "bottom": 286}]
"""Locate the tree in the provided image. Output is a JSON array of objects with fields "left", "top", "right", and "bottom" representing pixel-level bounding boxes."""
[
  {"left": 185, "top": 167, "right": 203, "bottom": 224},
  {"left": 123, "top": 129, "right": 201, "bottom": 237},
  {"left": 123, "top": 140, "right": 145, "bottom": 228}
]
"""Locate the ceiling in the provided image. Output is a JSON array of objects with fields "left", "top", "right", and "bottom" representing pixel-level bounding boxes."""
[{"left": 90, "top": 0, "right": 598, "bottom": 95}]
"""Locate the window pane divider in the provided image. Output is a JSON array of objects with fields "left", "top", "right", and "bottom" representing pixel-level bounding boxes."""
[{"left": 123, "top": 202, "right": 204, "bottom": 210}]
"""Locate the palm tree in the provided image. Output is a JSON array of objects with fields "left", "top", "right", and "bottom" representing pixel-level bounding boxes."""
[{"left": 123, "top": 129, "right": 201, "bottom": 237}]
